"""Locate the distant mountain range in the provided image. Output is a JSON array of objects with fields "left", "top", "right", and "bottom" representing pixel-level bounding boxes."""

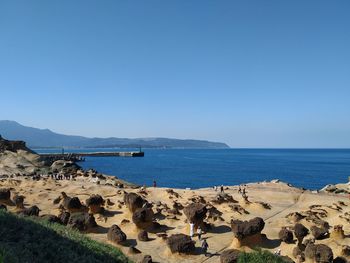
[{"left": 0, "top": 120, "right": 229, "bottom": 149}]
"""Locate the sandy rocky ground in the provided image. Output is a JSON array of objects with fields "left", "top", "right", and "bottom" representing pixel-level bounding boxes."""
[{"left": 0, "top": 140, "right": 349, "bottom": 263}]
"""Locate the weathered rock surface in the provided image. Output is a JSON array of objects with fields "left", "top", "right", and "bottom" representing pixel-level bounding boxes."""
[
  {"left": 86, "top": 194, "right": 104, "bottom": 214},
  {"left": 294, "top": 223, "right": 309, "bottom": 244},
  {"left": 183, "top": 203, "right": 207, "bottom": 227},
  {"left": 67, "top": 212, "right": 97, "bottom": 232},
  {"left": 132, "top": 207, "right": 154, "bottom": 229},
  {"left": 107, "top": 224, "right": 127, "bottom": 244},
  {"left": 167, "top": 234, "right": 195, "bottom": 254},
  {"left": 231, "top": 217, "right": 265, "bottom": 240},
  {"left": 279, "top": 227, "right": 294, "bottom": 243},
  {"left": 305, "top": 243, "right": 333, "bottom": 263},
  {"left": 124, "top": 192, "right": 145, "bottom": 213},
  {"left": 138, "top": 230, "right": 149, "bottom": 241}
]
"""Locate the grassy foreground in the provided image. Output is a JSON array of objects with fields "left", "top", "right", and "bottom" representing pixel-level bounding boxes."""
[
  {"left": 238, "top": 250, "right": 289, "bottom": 263},
  {"left": 0, "top": 210, "right": 131, "bottom": 263}
]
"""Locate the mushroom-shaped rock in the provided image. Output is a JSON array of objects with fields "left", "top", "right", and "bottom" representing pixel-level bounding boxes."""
[
  {"left": 310, "top": 225, "right": 328, "bottom": 240},
  {"left": 230, "top": 217, "right": 265, "bottom": 248},
  {"left": 61, "top": 193, "right": 86, "bottom": 213},
  {"left": 107, "top": 224, "right": 127, "bottom": 244},
  {"left": 279, "top": 227, "right": 294, "bottom": 243},
  {"left": 132, "top": 207, "right": 154, "bottom": 229},
  {"left": 231, "top": 217, "right": 265, "bottom": 240},
  {"left": 294, "top": 223, "right": 309, "bottom": 245},
  {"left": 167, "top": 234, "right": 195, "bottom": 254},
  {"left": 58, "top": 211, "right": 70, "bottom": 225},
  {"left": 124, "top": 192, "right": 145, "bottom": 213},
  {"left": 86, "top": 194, "right": 104, "bottom": 214},
  {"left": 220, "top": 249, "right": 241, "bottom": 263},
  {"left": 138, "top": 230, "right": 149, "bottom": 241},
  {"left": 141, "top": 255, "right": 152, "bottom": 263},
  {"left": 183, "top": 203, "right": 207, "bottom": 228},
  {"left": 0, "top": 188, "right": 11, "bottom": 204},
  {"left": 67, "top": 212, "right": 97, "bottom": 232},
  {"left": 305, "top": 243, "right": 333, "bottom": 263},
  {"left": 20, "top": 205, "right": 40, "bottom": 216},
  {"left": 13, "top": 195, "right": 24, "bottom": 209}
]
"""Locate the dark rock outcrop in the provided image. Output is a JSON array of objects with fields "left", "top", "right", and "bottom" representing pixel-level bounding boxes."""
[
  {"left": 20, "top": 205, "right": 40, "bottom": 216},
  {"left": 58, "top": 211, "right": 70, "bottom": 225},
  {"left": 183, "top": 203, "right": 207, "bottom": 227},
  {"left": 167, "top": 234, "right": 195, "bottom": 254},
  {"left": 220, "top": 249, "right": 241, "bottom": 263},
  {"left": 0, "top": 136, "right": 33, "bottom": 153},
  {"left": 294, "top": 223, "right": 309, "bottom": 245},
  {"left": 279, "top": 227, "right": 294, "bottom": 243},
  {"left": 107, "top": 224, "right": 127, "bottom": 244},
  {"left": 0, "top": 188, "right": 11, "bottom": 204},
  {"left": 67, "top": 212, "right": 97, "bottom": 232},
  {"left": 310, "top": 225, "right": 329, "bottom": 240},
  {"left": 138, "top": 230, "right": 149, "bottom": 241},
  {"left": 132, "top": 207, "right": 154, "bottom": 229},
  {"left": 0, "top": 204, "right": 7, "bottom": 210},
  {"left": 305, "top": 243, "right": 333, "bottom": 263},
  {"left": 231, "top": 217, "right": 265, "bottom": 240},
  {"left": 333, "top": 257, "right": 347, "bottom": 263},
  {"left": 124, "top": 192, "right": 145, "bottom": 213},
  {"left": 86, "top": 194, "right": 104, "bottom": 214},
  {"left": 61, "top": 193, "right": 86, "bottom": 213},
  {"left": 13, "top": 195, "right": 24, "bottom": 209}
]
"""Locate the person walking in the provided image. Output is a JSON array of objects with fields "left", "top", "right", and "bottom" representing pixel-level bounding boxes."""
[
  {"left": 153, "top": 180, "right": 157, "bottom": 187},
  {"left": 201, "top": 239, "right": 209, "bottom": 256},
  {"left": 189, "top": 222, "right": 194, "bottom": 239},
  {"left": 220, "top": 185, "right": 224, "bottom": 193},
  {"left": 197, "top": 226, "right": 202, "bottom": 240}
]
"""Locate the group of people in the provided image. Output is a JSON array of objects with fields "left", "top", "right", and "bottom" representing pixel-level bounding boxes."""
[
  {"left": 189, "top": 222, "right": 209, "bottom": 256},
  {"left": 213, "top": 185, "right": 225, "bottom": 193},
  {"left": 238, "top": 185, "right": 248, "bottom": 199},
  {"left": 50, "top": 173, "right": 71, "bottom": 180}
]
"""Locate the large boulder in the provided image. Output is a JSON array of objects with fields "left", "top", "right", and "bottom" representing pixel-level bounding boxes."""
[
  {"left": 167, "top": 234, "right": 195, "bottom": 254},
  {"left": 279, "top": 227, "right": 294, "bottom": 243},
  {"left": 124, "top": 192, "right": 145, "bottom": 213},
  {"left": 107, "top": 224, "right": 127, "bottom": 244},
  {"left": 67, "top": 212, "right": 97, "bottom": 232},
  {"left": 220, "top": 249, "right": 241, "bottom": 263},
  {"left": 305, "top": 243, "right": 333, "bottom": 263},
  {"left": 0, "top": 188, "right": 11, "bottom": 205},
  {"left": 231, "top": 217, "right": 265, "bottom": 240},
  {"left": 294, "top": 223, "right": 309, "bottom": 244},
  {"left": 183, "top": 203, "right": 207, "bottom": 228},
  {"left": 138, "top": 230, "right": 149, "bottom": 241},
  {"left": 19, "top": 205, "right": 40, "bottom": 216},
  {"left": 13, "top": 195, "right": 24, "bottom": 209},
  {"left": 61, "top": 193, "right": 86, "bottom": 213},
  {"left": 132, "top": 207, "right": 154, "bottom": 229},
  {"left": 58, "top": 211, "right": 70, "bottom": 225},
  {"left": 86, "top": 194, "right": 104, "bottom": 214},
  {"left": 310, "top": 225, "right": 328, "bottom": 240}
]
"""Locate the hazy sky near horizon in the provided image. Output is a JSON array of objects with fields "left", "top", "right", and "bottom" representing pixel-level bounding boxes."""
[{"left": 1, "top": 1, "right": 350, "bottom": 147}]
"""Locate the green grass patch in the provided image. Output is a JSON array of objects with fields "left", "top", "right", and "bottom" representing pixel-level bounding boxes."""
[
  {"left": 0, "top": 210, "right": 131, "bottom": 263},
  {"left": 238, "top": 249, "right": 288, "bottom": 263}
]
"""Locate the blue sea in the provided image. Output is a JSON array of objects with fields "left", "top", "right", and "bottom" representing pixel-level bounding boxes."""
[{"left": 36, "top": 148, "right": 350, "bottom": 190}]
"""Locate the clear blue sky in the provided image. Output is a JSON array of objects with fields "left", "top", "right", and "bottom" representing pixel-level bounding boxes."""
[{"left": 0, "top": 1, "right": 349, "bottom": 147}]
